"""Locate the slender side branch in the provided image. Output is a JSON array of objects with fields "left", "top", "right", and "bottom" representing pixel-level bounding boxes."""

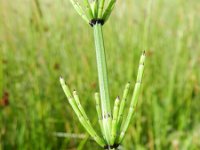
[
  {"left": 60, "top": 77, "right": 105, "bottom": 146},
  {"left": 111, "top": 96, "right": 120, "bottom": 144},
  {"left": 70, "top": 0, "right": 89, "bottom": 23},
  {"left": 116, "top": 83, "right": 130, "bottom": 135},
  {"left": 73, "top": 90, "right": 89, "bottom": 120},
  {"left": 98, "top": 0, "right": 105, "bottom": 18},
  {"left": 118, "top": 51, "right": 146, "bottom": 143},
  {"left": 102, "top": 0, "right": 117, "bottom": 22},
  {"left": 83, "top": 0, "right": 94, "bottom": 19},
  {"left": 90, "top": 1, "right": 98, "bottom": 18},
  {"left": 73, "top": 90, "right": 105, "bottom": 143}
]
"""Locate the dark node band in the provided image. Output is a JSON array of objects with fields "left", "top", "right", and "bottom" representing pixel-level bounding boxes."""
[
  {"left": 104, "top": 143, "right": 120, "bottom": 149},
  {"left": 89, "top": 18, "right": 104, "bottom": 27}
]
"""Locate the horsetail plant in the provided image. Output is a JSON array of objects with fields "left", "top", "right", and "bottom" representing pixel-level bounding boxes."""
[{"left": 60, "top": 0, "right": 146, "bottom": 149}]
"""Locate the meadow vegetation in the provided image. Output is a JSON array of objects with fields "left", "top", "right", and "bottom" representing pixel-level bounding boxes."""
[{"left": 0, "top": 0, "right": 200, "bottom": 149}]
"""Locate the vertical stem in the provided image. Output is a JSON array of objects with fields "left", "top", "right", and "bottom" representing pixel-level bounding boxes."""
[{"left": 93, "top": 23, "right": 112, "bottom": 144}]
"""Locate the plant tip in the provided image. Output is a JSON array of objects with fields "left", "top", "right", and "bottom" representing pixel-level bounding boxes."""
[{"left": 60, "top": 77, "right": 65, "bottom": 84}]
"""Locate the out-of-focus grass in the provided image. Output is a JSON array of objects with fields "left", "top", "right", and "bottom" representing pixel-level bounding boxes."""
[{"left": 0, "top": 0, "right": 200, "bottom": 149}]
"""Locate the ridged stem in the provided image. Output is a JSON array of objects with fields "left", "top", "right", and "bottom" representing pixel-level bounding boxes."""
[
  {"left": 83, "top": 0, "right": 94, "bottom": 19},
  {"left": 95, "top": 92, "right": 105, "bottom": 138},
  {"left": 102, "top": 0, "right": 117, "bottom": 22},
  {"left": 93, "top": 23, "right": 112, "bottom": 145},
  {"left": 98, "top": 0, "right": 105, "bottom": 18}
]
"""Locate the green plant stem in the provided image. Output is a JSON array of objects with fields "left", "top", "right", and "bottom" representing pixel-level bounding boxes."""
[
  {"left": 102, "top": 0, "right": 117, "bottom": 22},
  {"left": 60, "top": 78, "right": 105, "bottom": 146},
  {"left": 118, "top": 52, "right": 146, "bottom": 143},
  {"left": 83, "top": 0, "right": 93, "bottom": 19},
  {"left": 97, "top": 0, "right": 105, "bottom": 18},
  {"left": 93, "top": 23, "right": 112, "bottom": 144},
  {"left": 111, "top": 97, "right": 120, "bottom": 144},
  {"left": 117, "top": 83, "right": 130, "bottom": 130},
  {"left": 69, "top": 0, "right": 89, "bottom": 23},
  {"left": 95, "top": 92, "right": 104, "bottom": 138}
]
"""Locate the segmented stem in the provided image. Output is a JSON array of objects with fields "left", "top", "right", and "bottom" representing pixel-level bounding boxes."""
[
  {"left": 93, "top": 0, "right": 98, "bottom": 18},
  {"left": 117, "top": 83, "right": 130, "bottom": 133},
  {"left": 60, "top": 77, "right": 105, "bottom": 146},
  {"left": 95, "top": 92, "right": 105, "bottom": 138},
  {"left": 73, "top": 90, "right": 89, "bottom": 121},
  {"left": 83, "top": 0, "right": 94, "bottom": 19},
  {"left": 118, "top": 51, "right": 146, "bottom": 143},
  {"left": 102, "top": 0, "right": 117, "bottom": 22},
  {"left": 98, "top": 0, "right": 105, "bottom": 18},
  {"left": 93, "top": 23, "right": 112, "bottom": 145},
  {"left": 111, "top": 97, "right": 120, "bottom": 144}
]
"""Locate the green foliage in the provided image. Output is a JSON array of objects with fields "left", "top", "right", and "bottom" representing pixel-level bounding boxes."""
[
  {"left": 60, "top": 0, "right": 146, "bottom": 147},
  {"left": 1, "top": 0, "right": 200, "bottom": 149}
]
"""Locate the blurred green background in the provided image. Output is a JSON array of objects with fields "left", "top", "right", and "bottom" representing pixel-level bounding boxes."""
[{"left": 0, "top": 0, "right": 200, "bottom": 149}]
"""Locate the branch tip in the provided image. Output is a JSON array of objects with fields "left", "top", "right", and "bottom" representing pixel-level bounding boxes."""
[{"left": 60, "top": 77, "right": 65, "bottom": 85}]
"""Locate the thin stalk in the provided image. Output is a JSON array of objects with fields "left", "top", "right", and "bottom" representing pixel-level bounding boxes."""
[
  {"left": 93, "top": 23, "right": 112, "bottom": 144},
  {"left": 60, "top": 78, "right": 105, "bottom": 146},
  {"left": 118, "top": 51, "right": 146, "bottom": 143},
  {"left": 116, "top": 83, "right": 130, "bottom": 135},
  {"left": 73, "top": 90, "right": 104, "bottom": 143},
  {"left": 73, "top": 90, "right": 91, "bottom": 122},
  {"left": 102, "top": 0, "right": 116, "bottom": 22},
  {"left": 98, "top": 0, "right": 105, "bottom": 18},
  {"left": 83, "top": 0, "right": 94, "bottom": 19},
  {"left": 95, "top": 92, "right": 105, "bottom": 138},
  {"left": 90, "top": 1, "right": 98, "bottom": 18},
  {"left": 69, "top": 0, "right": 89, "bottom": 23},
  {"left": 111, "top": 96, "right": 120, "bottom": 144},
  {"left": 93, "top": 0, "right": 98, "bottom": 18}
]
